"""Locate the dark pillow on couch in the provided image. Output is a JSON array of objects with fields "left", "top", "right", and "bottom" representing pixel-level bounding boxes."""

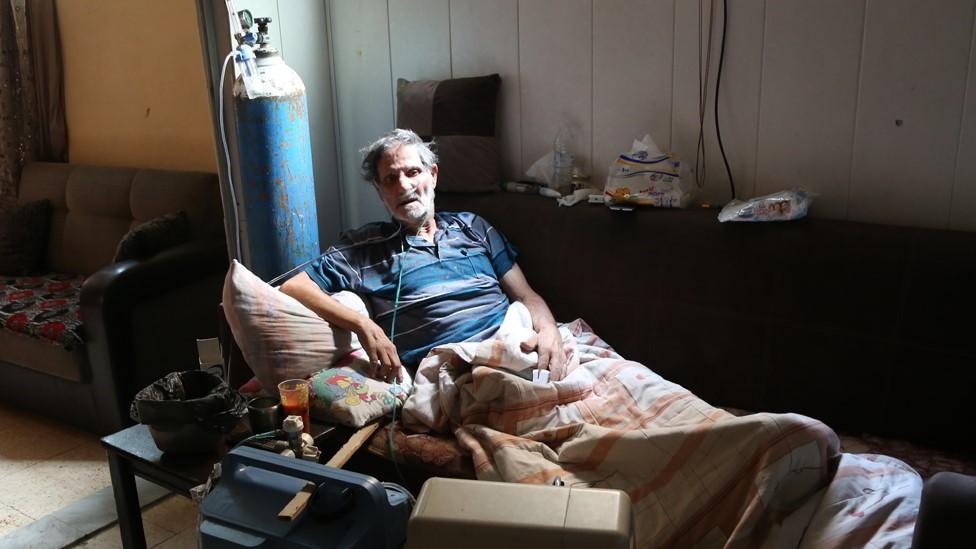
[
  {"left": 114, "top": 210, "right": 191, "bottom": 262},
  {"left": 396, "top": 74, "right": 501, "bottom": 192},
  {"left": 0, "top": 198, "right": 52, "bottom": 275}
]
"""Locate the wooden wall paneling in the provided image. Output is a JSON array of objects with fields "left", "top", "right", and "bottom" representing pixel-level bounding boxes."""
[
  {"left": 592, "top": 0, "right": 674, "bottom": 188},
  {"left": 673, "top": 0, "right": 765, "bottom": 207},
  {"left": 450, "top": 0, "right": 521, "bottom": 181},
  {"left": 275, "top": 1, "right": 343, "bottom": 247},
  {"left": 754, "top": 0, "right": 864, "bottom": 220},
  {"left": 518, "top": 0, "right": 593, "bottom": 177},
  {"left": 950, "top": 8, "right": 976, "bottom": 231},
  {"left": 706, "top": 0, "right": 765, "bottom": 205},
  {"left": 672, "top": 0, "right": 710, "bottom": 201},
  {"left": 329, "top": 0, "right": 396, "bottom": 229},
  {"left": 389, "top": 0, "right": 452, "bottom": 93},
  {"left": 849, "top": 0, "right": 975, "bottom": 228}
]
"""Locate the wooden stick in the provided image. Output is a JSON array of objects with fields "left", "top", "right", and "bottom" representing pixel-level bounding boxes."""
[
  {"left": 325, "top": 421, "right": 382, "bottom": 469},
  {"left": 278, "top": 481, "right": 317, "bottom": 521}
]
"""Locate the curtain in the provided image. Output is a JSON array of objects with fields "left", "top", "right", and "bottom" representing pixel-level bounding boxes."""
[{"left": 0, "top": 0, "right": 65, "bottom": 200}]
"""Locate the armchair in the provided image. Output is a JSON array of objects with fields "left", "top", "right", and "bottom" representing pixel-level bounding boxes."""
[{"left": 0, "top": 162, "right": 228, "bottom": 434}]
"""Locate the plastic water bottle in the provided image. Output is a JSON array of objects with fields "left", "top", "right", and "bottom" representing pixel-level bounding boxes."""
[{"left": 552, "top": 126, "right": 574, "bottom": 195}]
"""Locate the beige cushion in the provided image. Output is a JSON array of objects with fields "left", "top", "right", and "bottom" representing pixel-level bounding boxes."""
[
  {"left": 0, "top": 328, "right": 88, "bottom": 382},
  {"left": 17, "top": 162, "right": 220, "bottom": 275},
  {"left": 222, "top": 260, "right": 366, "bottom": 392},
  {"left": 130, "top": 169, "right": 222, "bottom": 237}
]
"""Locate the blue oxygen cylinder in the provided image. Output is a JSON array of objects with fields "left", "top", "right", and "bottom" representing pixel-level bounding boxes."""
[{"left": 233, "top": 20, "right": 318, "bottom": 281}]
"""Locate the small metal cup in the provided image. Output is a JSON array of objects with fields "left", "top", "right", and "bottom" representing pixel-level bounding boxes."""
[{"left": 247, "top": 396, "right": 282, "bottom": 434}]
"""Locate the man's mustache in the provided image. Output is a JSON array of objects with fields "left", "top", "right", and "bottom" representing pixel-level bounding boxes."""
[{"left": 398, "top": 192, "right": 423, "bottom": 205}]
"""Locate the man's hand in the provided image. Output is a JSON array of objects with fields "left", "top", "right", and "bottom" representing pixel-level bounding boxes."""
[
  {"left": 281, "top": 273, "right": 403, "bottom": 383},
  {"left": 356, "top": 319, "right": 403, "bottom": 383},
  {"left": 500, "top": 264, "right": 566, "bottom": 374},
  {"left": 520, "top": 323, "right": 566, "bottom": 372}
]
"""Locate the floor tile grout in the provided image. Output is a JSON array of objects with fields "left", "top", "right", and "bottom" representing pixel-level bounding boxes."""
[
  {"left": 0, "top": 405, "right": 201, "bottom": 547},
  {"left": 0, "top": 479, "right": 173, "bottom": 548},
  {"left": 0, "top": 440, "right": 109, "bottom": 520}
]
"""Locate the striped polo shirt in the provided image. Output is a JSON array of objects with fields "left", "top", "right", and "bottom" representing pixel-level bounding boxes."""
[{"left": 304, "top": 211, "right": 518, "bottom": 368}]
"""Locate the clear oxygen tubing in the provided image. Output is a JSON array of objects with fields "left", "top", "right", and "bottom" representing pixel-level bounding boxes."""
[
  {"left": 218, "top": 50, "right": 243, "bottom": 262},
  {"left": 387, "top": 240, "right": 409, "bottom": 492},
  {"left": 378, "top": 212, "right": 490, "bottom": 493},
  {"left": 264, "top": 211, "right": 487, "bottom": 287},
  {"left": 265, "top": 223, "right": 404, "bottom": 287}
]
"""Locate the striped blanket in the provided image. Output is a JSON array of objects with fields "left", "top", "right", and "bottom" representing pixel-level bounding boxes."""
[{"left": 402, "top": 303, "right": 921, "bottom": 548}]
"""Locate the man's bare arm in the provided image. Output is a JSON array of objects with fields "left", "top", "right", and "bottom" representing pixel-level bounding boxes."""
[
  {"left": 280, "top": 272, "right": 402, "bottom": 382},
  {"left": 499, "top": 264, "right": 565, "bottom": 372}
]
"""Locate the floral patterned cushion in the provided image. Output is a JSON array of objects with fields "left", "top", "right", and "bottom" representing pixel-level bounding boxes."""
[
  {"left": 0, "top": 273, "right": 85, "bottom": 349},
  {"left": 308, "top": 351, "right": 412, "bottom": 428}
]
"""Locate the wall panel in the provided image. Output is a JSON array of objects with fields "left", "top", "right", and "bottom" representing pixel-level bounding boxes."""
[
  {"left": 671, "top": 0, "right": 710, "bottom": 199},
  {"left": 518, "top": 0, "right": 593, "bottom": 176},
  {"left": 593, "top": 0, "right": 673, "bottom": 187},
  {"left": 450, "top": 0, "right": 521, "bottom": 181},
  {"left": 674, "top": 0, "right": 765, "bottom": 206},
  {"left": 329, "top": 0, "right": 395, "bottom": 228},
  {"left": 322, "top": 0, "right": 976, "bottom": 232},
  {"left": 389, "top": 0, "right": 452, "bottom": 91},
  {"left": 754, "top": 0, "right": 864, "bottom": 219},
  {"left": 951, "top": 10, "right": 976, "bottom": 231},
  {"left": 850, "top": 0, "right": 975, "bottom": 228}
]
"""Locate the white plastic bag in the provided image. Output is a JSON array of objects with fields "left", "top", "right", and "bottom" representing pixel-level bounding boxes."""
[
  {"left": 604, "top": 135, "right": 689, "bottom": 209},
  {"left": 717, "top": 189, "right": 814, "bottom": 222}
]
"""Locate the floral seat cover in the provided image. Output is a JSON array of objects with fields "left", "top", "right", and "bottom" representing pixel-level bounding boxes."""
[{"left": 0, "top": 274, "right": 85, "bottom": 349}]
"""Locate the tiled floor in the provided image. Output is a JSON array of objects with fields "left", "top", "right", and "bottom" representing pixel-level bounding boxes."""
[
  {"left": 0, "top": 402, "right": 198, "bottom": 548},
  {"left": 70, "top": 496, "right": 198, "bottom": 549}
]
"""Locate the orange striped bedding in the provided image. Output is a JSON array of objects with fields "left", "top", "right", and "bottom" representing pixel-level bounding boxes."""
[{"left": 402, "top": 302, "right": 921, "bottom": 548}]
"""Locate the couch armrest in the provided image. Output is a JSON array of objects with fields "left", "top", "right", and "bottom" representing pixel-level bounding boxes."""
[
  {"left": 82, "top": 239, "right": 228, "bottom": 305},
  {"left": 911, "top": 472, "right": 976, "bottom": 548},
  {"left": 81, "top": 238, "right": 228, "bottom": 433}
]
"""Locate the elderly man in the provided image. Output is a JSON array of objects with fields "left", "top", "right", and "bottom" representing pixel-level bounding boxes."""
[{"left": 281, "top": 129, "right": 564, "bottom": 383}]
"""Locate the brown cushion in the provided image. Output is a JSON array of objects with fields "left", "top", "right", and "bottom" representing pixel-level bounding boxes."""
[
  {"left": 396, "top": 74, "right": 502, "bottom": 192},
  {"left": 434, "top": 136, "right": 500, "bottom": 194},
  {"left": 113, "top": 210, "right": 190, "bottom": 262},
  {"left": 0, "top": 199, "right": 52, "bottom": 275}
]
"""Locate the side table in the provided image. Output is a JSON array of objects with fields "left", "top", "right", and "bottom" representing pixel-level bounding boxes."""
[{"left": 101, "top": 422, "right": 338, "bottom": 549}]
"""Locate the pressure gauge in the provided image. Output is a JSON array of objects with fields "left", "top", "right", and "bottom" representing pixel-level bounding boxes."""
[{"left": 236, "top": 9, "right": 253, "bottom": 30}]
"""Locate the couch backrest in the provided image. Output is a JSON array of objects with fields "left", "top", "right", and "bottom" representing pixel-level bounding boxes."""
[
  {"left": 18, "top": 162, "right": 223, "bottom": 275},
  {"left": 437, "top": 192, "right": 976, "bottom": 454}
]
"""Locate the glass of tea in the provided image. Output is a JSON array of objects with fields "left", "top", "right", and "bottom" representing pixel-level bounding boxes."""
[{"left": 277, "top": 379, "right": 311, "bottom": 434}]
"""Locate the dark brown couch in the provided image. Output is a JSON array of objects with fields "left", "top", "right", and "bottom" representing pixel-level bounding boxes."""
[
  {"left": 0, "top": 162, "right": 228, "bottom": 434},
  {"left": 438, "top": 192, "right": 976, "bottom": 456},
  {"left": 436, "top": 191, "right": 976, "bottom": 548}
]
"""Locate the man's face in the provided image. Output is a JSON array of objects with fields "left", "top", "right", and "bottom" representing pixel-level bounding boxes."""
[{"left": 374, "top": 144, "right": 438, "bottom": 229}]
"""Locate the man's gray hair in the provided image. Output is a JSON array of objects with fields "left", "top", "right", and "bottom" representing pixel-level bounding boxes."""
[{"left": 360, "top": 129, "right": 438, "bottom": 183}]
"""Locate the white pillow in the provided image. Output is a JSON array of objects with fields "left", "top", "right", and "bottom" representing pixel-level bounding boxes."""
[{"left": 222, "top": 260, "right": 367, "bottom": 392}]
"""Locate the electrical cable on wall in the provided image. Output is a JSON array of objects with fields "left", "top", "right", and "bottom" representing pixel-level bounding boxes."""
[
  {"left": 695, "top": 0, "right": 716, "bottom": 189},
  {"left": 714, "top": 0, "right": 736, "bottom": 200}
]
